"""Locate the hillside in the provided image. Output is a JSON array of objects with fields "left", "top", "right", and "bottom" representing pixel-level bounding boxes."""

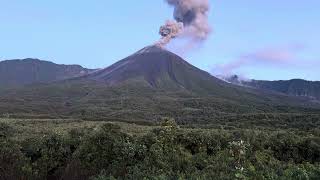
[
  {"left": 222, "top": 75, "right": 320, "bottom": 101},
  {"left": 0, "top": 58, "right": 95, "bottom": 87}
]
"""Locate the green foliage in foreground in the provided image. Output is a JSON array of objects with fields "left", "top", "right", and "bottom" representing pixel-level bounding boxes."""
[{"left": 1, "top": 119, "right": 320, "bottom": 180}]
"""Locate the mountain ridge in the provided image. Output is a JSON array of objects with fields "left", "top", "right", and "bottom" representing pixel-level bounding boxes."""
[
  {"left": 221, "top": 75, "right": 320, "bottom": 101},
  {"left": 0, "top": 58, "right": 96, "bottom": 87}
]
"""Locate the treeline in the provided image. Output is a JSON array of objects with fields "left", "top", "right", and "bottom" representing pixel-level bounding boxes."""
[{"left": 1, "top": 119, "right": 320, "bottom": 180}]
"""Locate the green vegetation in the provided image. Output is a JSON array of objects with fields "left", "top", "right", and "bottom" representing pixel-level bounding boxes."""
[{"left": 1, "top": 118, "right": 319, "bottom": 179}]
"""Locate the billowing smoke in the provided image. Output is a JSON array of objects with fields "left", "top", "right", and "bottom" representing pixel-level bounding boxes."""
[
  {"left": 157, "top": 0, "right": 211, "bottom": 47},
  {"left": 158, "top": 20, "right": 184, "bottom": 47}
]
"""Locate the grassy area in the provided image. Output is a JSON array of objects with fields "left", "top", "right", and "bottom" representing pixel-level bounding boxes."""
[{"left": 1, "top": 79, "right": 320, "bottom": 126}]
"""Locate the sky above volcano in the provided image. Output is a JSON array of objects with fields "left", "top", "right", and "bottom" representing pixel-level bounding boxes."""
[{"left": 0, "top": 0, "right": 319, "bottom": 80}]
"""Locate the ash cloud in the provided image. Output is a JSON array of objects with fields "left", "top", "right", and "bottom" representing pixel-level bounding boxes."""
[
  {"left": 157, "top": 0, "right": 211, "bottom": 47},
  {"left": 158, "top": 20, "right": 184, "bottom": 47}
]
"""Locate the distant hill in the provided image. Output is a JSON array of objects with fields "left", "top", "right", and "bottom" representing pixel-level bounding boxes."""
[
  {"left": 221, "top": 75, "right": 320, "bottom": 101},
  {"left": 1, "top": 46, "right": 319, "bottom": 124},
  {"left": 0, "top": 58, "right": 96, "bottom": 87}
]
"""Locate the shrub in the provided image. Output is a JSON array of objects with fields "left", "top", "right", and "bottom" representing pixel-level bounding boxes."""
[
  {"left": 0, "top": 139, "right": 30, "bottom": 179},
  {"left": 0, "top": 122, "right": 14, "bottom": 139},
  {"left": 20, "top": 133, "right": 74, "bottom": 179}
]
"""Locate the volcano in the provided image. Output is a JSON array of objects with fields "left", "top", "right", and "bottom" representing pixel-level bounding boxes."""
[{"left": 79, "top": 45, "right": 225, "bottom": 94}]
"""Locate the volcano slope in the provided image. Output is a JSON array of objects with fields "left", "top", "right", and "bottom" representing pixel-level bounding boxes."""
[{"left": 0, "top": 46, "right": 319, "bottom": 128}]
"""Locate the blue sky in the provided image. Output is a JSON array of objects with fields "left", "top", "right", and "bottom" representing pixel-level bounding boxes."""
[{"left": 0, "top": 0, "right": 319, "bottom": 80}]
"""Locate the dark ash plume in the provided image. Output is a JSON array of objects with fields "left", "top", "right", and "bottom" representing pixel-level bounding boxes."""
[
  {"left": 157, "top": 0, "right": 211, "bottom": 47},
  {"left": 158, "top": 20, "right": 184, "bottom": 47}
]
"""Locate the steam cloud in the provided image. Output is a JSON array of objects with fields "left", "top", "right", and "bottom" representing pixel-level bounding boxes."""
[
  {"left": 157, "top": 0, "right": 211, "bottom": 47},
  {"left": 212, "top": 44, "right": 307, "bottom": 76}
]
